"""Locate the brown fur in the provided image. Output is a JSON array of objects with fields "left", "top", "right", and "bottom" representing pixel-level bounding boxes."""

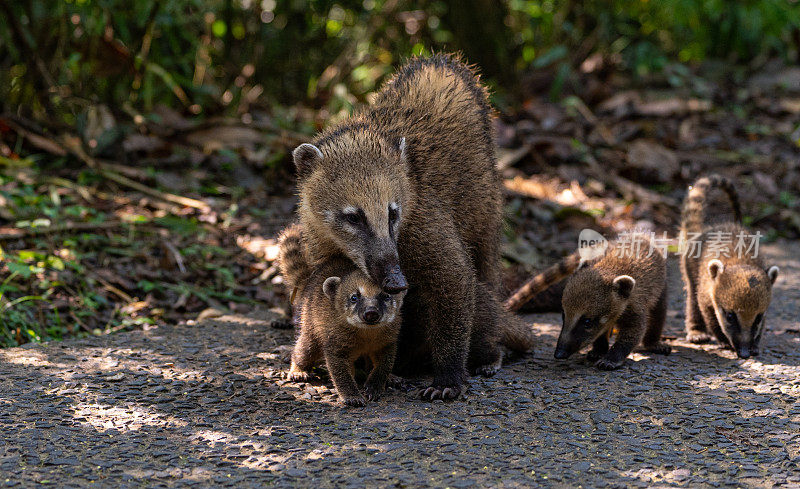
[
  {"left": 287, "top": 255, "right": 405, "bottom": 406},
  {"left": 293, "top": 54, "right": 531, "bottom": 400},
  {"left": 276, "top": 223, "right": 311, "bottom": 292},
  {"left": 554, "top": 233, "right": 671, "bottom": 370},
  {"left": 680, "top": 175, "right": 778, "bottom": 358},
  {"left": 270, "top": 223, "right": 309, "bottom": 329}
]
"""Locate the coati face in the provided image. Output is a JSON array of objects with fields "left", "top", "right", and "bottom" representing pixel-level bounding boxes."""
[
  {"left": 294, "top": 135, "right": 412, "bottom": 293},
  {"left": 707, "top": 259, "right": 779, "bottom": 358},
  {"left": 322, "top": 271, "right": 405, "bottom": 327},
  {"left": 554, "top": 267, "right": 635, "bottom": 359}
]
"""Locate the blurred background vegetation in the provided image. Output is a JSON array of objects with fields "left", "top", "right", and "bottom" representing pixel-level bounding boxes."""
[
  {"left": 2, "top": 0, "right": 800, "bottom": 120},
  {"left": 1, "top": 0, "right": 799, "bottom": 346}
]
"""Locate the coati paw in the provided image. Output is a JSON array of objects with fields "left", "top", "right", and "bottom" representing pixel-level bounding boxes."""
[
  {"left": 645, "top": 342, "right": 672, "bottom": 355},
  {"left": 473, "top": 362, "right": 501, "bottom": 378},
  {"left": 287, "top": 367, "right": 313, "bottom": 382},
  {"left": 421, "top": 384, "right": 463, "bottom": 401},
  {"left": 363, "top": 383, "right": 384, "bottom": 402},
  {"left": 386, "top": 374, "right": 410, "bottom": 390},
  {"left": 686, "top": 331, "right": 712, "bottom": 344},
  {"left": 341, "top": 394, "right": 367, "bottom": 407},
  {"left": 594, "top": 358, "right": 625, "bottom": 371}
]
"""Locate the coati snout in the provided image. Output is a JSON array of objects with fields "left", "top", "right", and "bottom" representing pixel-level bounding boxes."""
[{"left": 368, "top": 256, "right": 407, "bottom": 294}]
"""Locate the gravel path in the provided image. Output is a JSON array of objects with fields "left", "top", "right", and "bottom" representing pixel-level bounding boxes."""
[{"left": 2, "top": 241, "right": 799, "bottom": 488}]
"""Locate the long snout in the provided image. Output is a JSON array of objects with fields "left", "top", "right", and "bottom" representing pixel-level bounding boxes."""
[
  {"left": 367, "top": 244, "right": 407, "bottom": 293},
  {"left": 382, "top": 265, "right": 407, "bottom": 293},
  {"left": 554, "top": 336, "right": 578, "bottom": 360},
  {"left": 554, "top": 347, "right": 572, "bottom": 359}
]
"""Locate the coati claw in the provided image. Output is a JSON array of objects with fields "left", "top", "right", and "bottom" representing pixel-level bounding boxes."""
[
  {"left": 364, "top": 384, "right": 384, "bottom": 401},
  {"left": 686, "top": 332, "right": 712, "bottom": 344},
  {"left": 595, "top": 358, "right": 624, "bottom": 370},
  {"left": 421, "top": 385, "right": 462, "bottom": 400},
  {"left": 342, "top": 395, "right": 367, "bottom": 407},
  {"left": 287, "top": 368, "right": 313, "bottom": 382},
  {"left": 474, "top": 363, "right": 500, "bottom": 377}
]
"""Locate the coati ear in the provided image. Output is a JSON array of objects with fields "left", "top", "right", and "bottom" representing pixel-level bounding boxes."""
[
  {"left": 767, "top": 265, "right": 779, "bottom": 284},
  {"left": 293, "top": 143, "right": 323, "bottom": 178},
  {"left": 577, "top": 258, "right": 590, "bottom": 270},
  {"left": 322, "top": 276, "right": 341, "bottom": 300},
  {"left": 612, "top": 275, "right": 636, "bottom": 299},
  {"left": 708, "top": 259, "right": 724, "bottom": 280}
]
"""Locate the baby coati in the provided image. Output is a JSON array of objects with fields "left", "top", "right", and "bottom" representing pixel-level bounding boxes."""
[
  {"left": 291, "top": 54, "right": 533, "bottom": 400},
  {"left": 277, "top": 224, "right": 405, "bottom": 406},
  {"left": 680, "top": 174, "right": 779, "bottom": 358},
  {"left": 506, "top": 233, "right": 671, "bottom": 369}
]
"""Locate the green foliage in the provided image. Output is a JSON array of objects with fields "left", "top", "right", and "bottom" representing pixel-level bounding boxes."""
[
  {"left": 1, "top": 0, "right": 798, "bottom": 123},
  {"left": 506, "top": 0, "right": 800, "bottom": 76}
]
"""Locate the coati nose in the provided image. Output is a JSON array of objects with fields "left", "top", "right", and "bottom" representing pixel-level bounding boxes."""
[
  {"left": 382, "top": 266, "right": 408, "bottom": 293},
  {"left": 737, "top": 347, "right": 751, "bottom": 359},
  {"left": 362, "top": 308, "right": 381, "bottom": 324},
  {"left": 554, "top": 348, "right": 570, "bottom": 359}
]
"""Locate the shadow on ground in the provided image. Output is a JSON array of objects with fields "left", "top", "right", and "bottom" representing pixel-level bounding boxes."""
[{"left": 1, "top": 242, "right": 799, "bottom": 488}]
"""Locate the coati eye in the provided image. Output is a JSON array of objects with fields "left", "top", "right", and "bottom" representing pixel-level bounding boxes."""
[
  {"left": 378, "top": 292, "right": 392, "bottom": 303},
  {"left": 581, "top": 317, "right": 595, "bottom": 328},
  {"left": 725, "top": 311, "right": 737, "bottom": 324},
  {"left": 388, "top": 205, "right": 399, "bottom": 223},
  {"left": 344, "top": 213, "right": 362, "bottom": 226},
  {"left": 349, "top": 293, "right": 359, "bottom": 304}
]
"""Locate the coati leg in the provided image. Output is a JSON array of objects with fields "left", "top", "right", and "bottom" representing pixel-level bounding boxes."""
[
  {"left": 586, "top": 334, "right": 609, "bottom": 362},
  {"left": 643, "top": 287, "right": 672, "bottom": 355},
  {"left": 468, "top": 283, "right": 503, "bottom": 377},
  {"left": 469, "top": 332, "right": 502, "bottom": 377},
  {"left": 324, "top": 346, "right": 365, "bottom": 407},
  {"left": 404, "top": 210, "right": 475, "bottom": 401},
  {"left": 702, "top": 304, "right": 731, "bottom": 348},
  {"left": 685, "top": 291, "right": 711, "bottom": 344},
  {"left": 364, "top": 343, "right": 397, "bottom": 402},
  {"left": 473, "top": 222, "right": 502, "bottom": 293},
  {"left": 595, "top": 308, "right": 645, "bottom": 370},
  {"left": 288, "top": 330, "right": 321, "bottom": 381},
  {"left": 682, "top": 259, "right": 711, "bottom": 344}
]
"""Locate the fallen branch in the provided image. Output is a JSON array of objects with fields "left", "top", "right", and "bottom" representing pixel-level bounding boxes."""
[{"left": 58, "top": 135, "right": 211, "bottom": 212}]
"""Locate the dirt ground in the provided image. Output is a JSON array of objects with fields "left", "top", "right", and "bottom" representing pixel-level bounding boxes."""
[{"left": 1, "top": 241, "right": 799, "bottom": 488}]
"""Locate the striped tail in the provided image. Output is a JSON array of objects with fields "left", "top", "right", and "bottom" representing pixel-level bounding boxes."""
[
  {"left": 680, "top": 174, "right": 742, "bottom": 236},
  {"left": 276, "top": 223, "right": 311, "bottom": 293},
  {"left": 504, "top": 252, "right": 582, "bottom": 312}
]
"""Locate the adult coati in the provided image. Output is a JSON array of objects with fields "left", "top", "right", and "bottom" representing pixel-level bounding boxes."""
[
  {"left": 679, "top": 174, "right": 779, "bottom": 358},
  {"left": 277, "top": 224, "right": 405, "bottom": 406},
  {"left": 291, "top": 54, "right": 533, "bottom": 399},
  {"left": 506, "top": 233, "right": 671, "bottom": 369}
]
